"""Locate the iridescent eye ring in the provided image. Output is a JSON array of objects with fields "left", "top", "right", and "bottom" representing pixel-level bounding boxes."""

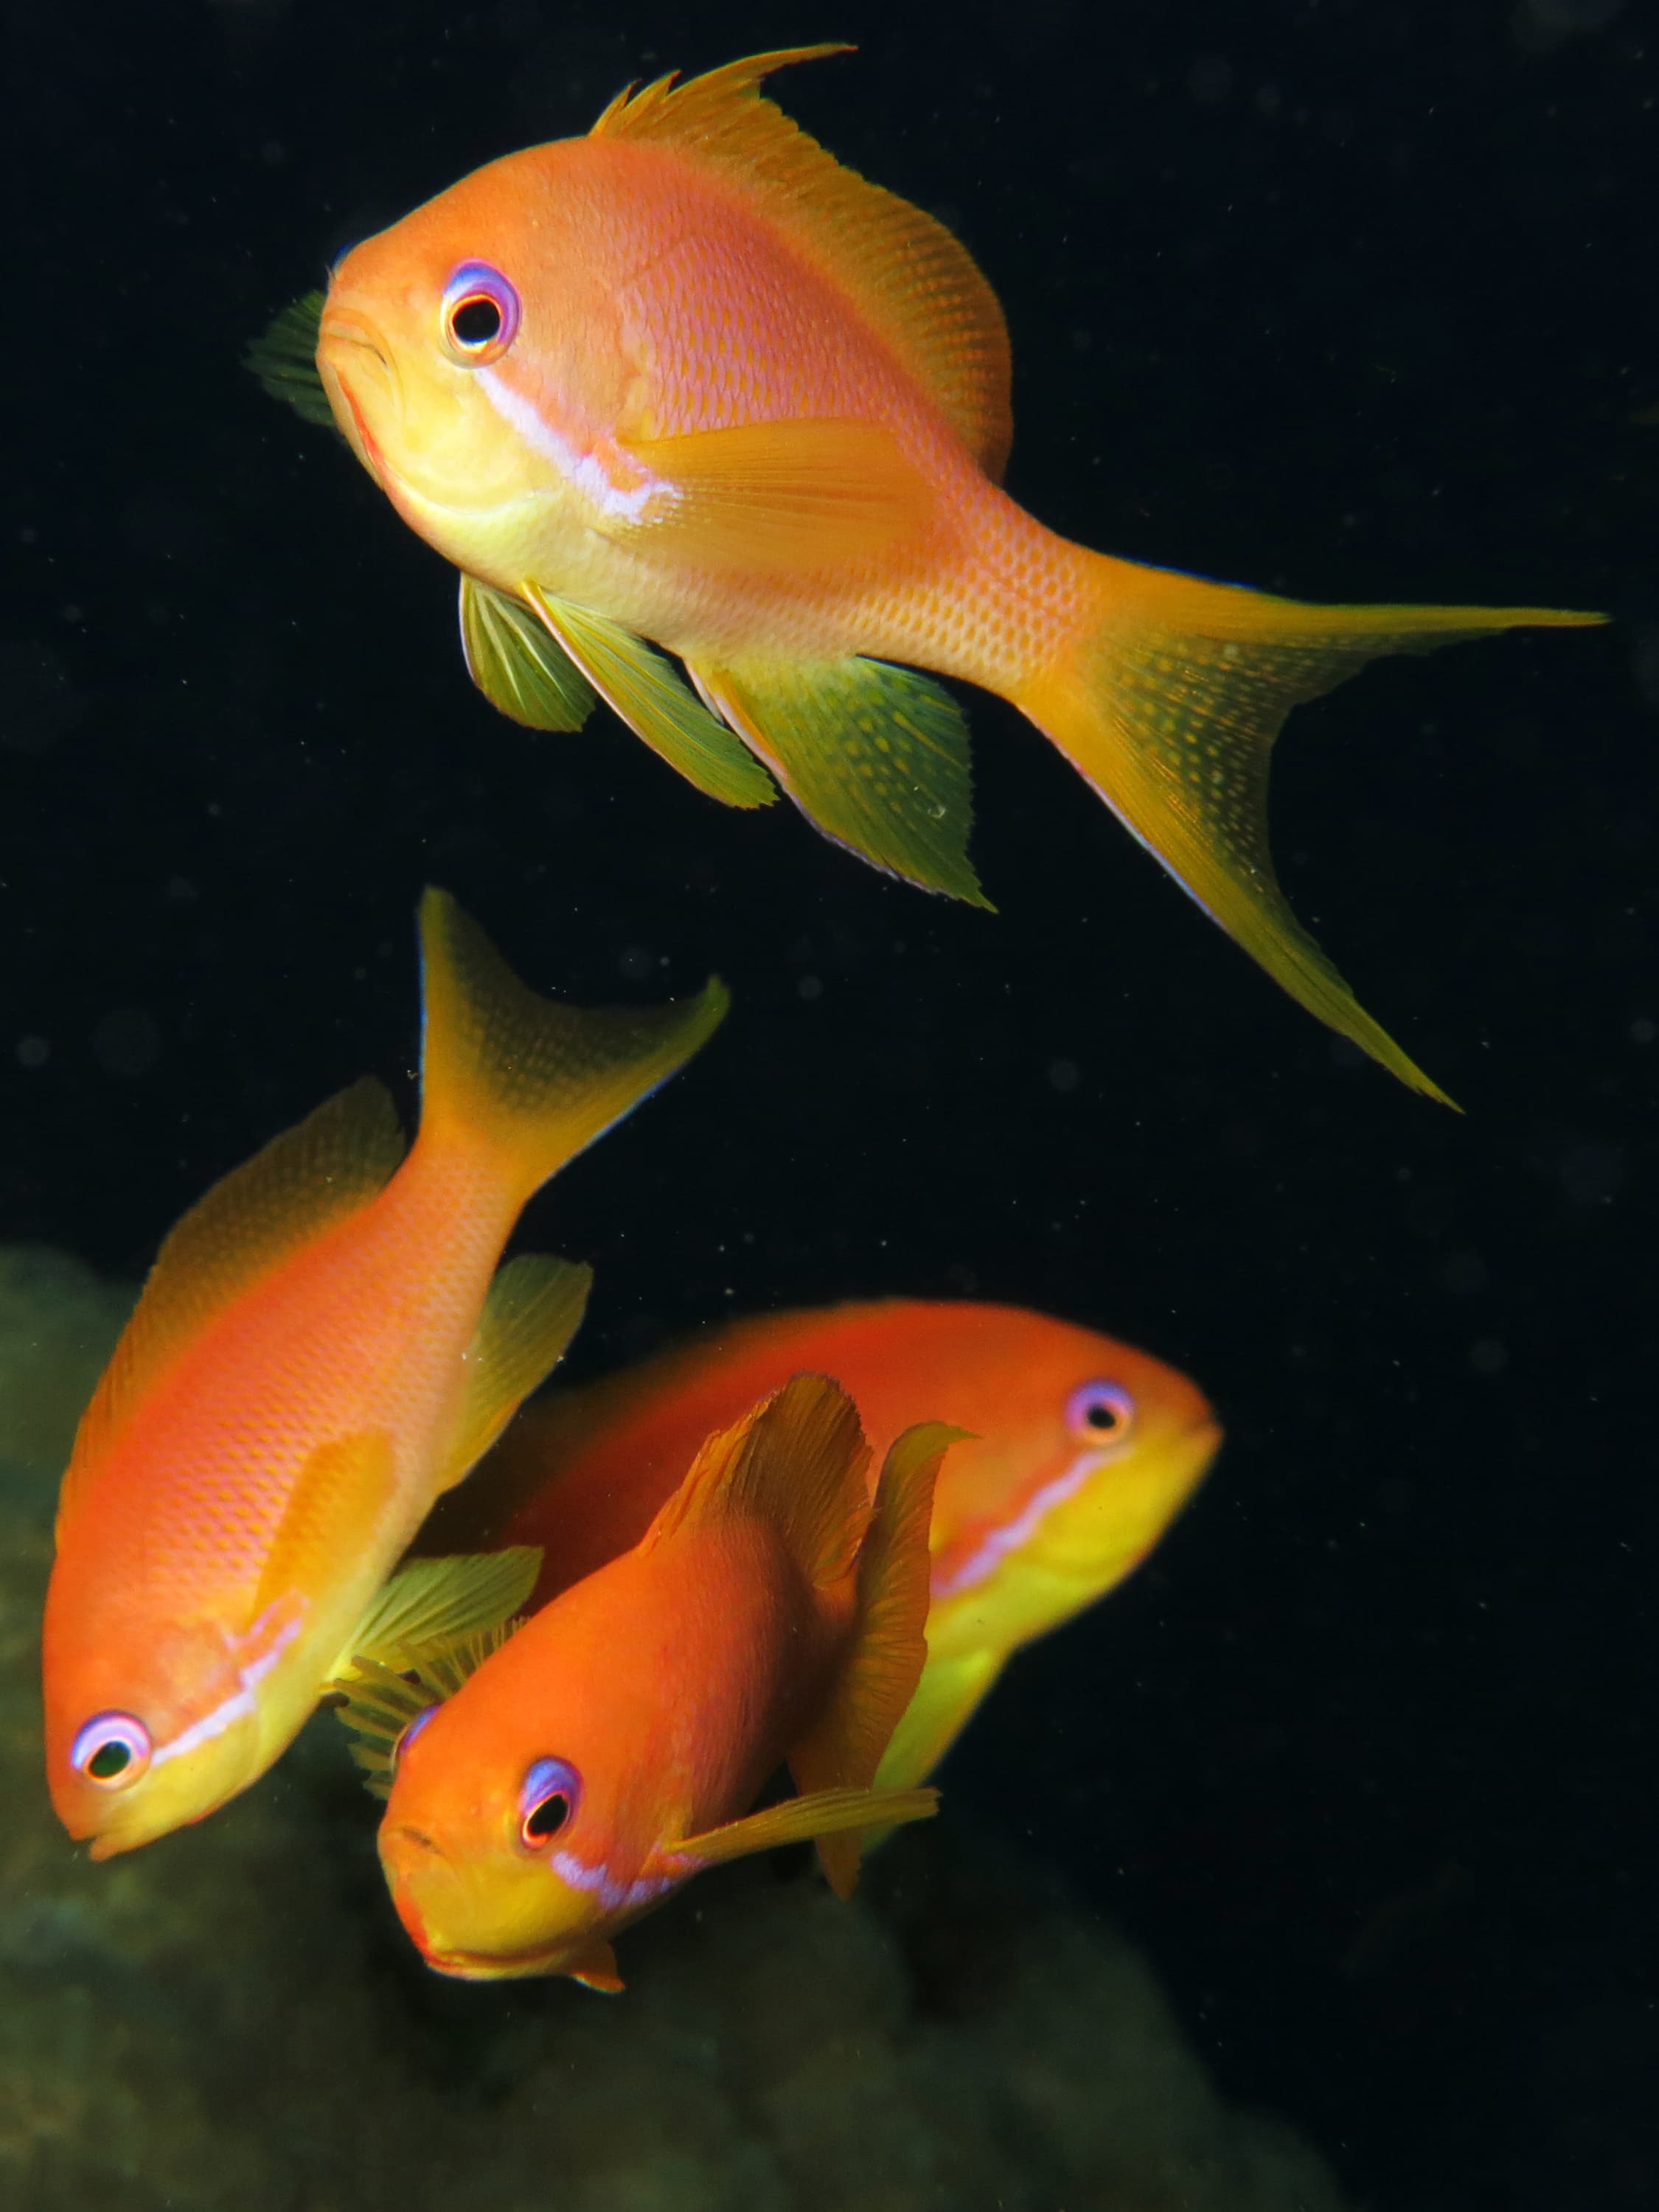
[
  {"left": 69, "top": 1711, "right": 153, "bottom": 1789},
  {"left": 517, "top": 1756, "right": 582, "bottom": 1851},
  {"left": 441, "top": 262, "right": 521, "bottom": 365},
  {"left": 1065, "top": 1380, "right": 1137, "bottom": 1442},
  {"left": 393, "top": 1702, "right": 439, "bottom": 1768}
]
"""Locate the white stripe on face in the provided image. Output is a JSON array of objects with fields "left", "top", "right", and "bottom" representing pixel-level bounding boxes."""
[{"left": 476, "top": 369, "right": 669, "bottom": 525}]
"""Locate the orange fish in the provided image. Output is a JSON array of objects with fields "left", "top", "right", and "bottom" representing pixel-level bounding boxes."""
[
  {"left": 254, "top": 46, "right": 1602, "bottom": 1102},
  {"left": 416, "top": 1297, "right": 1221, "bottom": 1790},
  {"left": 41, "top": 889, "right": 726, "bottom": 1858},
  {"left": 369, "top": 1375, "right": 955, "bottom": 1986}
]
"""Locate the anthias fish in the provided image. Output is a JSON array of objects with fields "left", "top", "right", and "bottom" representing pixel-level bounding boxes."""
[
  {"left": 416, "top": 1297, "right": 1222, "bottom": 1790},
  {"left": 373, "top": 1375, "right": 955, "bottom": 1986},
  {"left": 255, "top": 46, "right": 1602, "bottom": 1102},
  {"left": 42, "top": 890, "right": 726, "bottom": 1857}
]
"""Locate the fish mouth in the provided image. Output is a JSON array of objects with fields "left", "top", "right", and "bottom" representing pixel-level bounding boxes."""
[
  {"left": 415, "top": 1937, "right": 577, "bottom": 1982},
  {"left": 316, "top": 313, "right": 394, "bottom": 485}
]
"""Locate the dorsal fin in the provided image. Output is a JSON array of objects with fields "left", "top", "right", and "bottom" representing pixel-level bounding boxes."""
[
  {"left": 61, "top": 1079, "right": 406, "bottom": 1507},
  {"left": 591, "top": 48, "right": 1012, "bottom": 481},
  {"left": 788, "top": 1419, "right": 963, "bottom": 1896},
  {"left": 641, "top": 1372, "right": 872, "bottom": 1588}
]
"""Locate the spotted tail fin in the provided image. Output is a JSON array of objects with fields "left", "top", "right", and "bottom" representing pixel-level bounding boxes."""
[{"left": 1015, "top": 555, "right": 1606, "bottom": 1105}]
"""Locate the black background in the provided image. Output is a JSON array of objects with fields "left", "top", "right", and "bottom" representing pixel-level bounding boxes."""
[{"left": 4, "top": 1, "right": 1655, "bottom": 2205}]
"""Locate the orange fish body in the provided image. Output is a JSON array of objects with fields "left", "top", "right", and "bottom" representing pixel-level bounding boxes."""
[
  {"left": 377, "top": 1376, "right": 951, "bottom": 1986},
  {"left": 42, "top": 891, "right": 725, "bottom": 1857},
  {"left": 291, "top": 46, "right": 1604, "bottom": 1102},
  {"left": 420, "top": 1298, "right": 1221, "bottom": 1788}
]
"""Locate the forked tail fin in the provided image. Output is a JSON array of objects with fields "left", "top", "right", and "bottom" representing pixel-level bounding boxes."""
[
  {"left": 1015, "top": 555, "right": 1605, "bottom": 1105},
  {"left": 417, "top": 888, "right": 728, "bottom": 1203}
]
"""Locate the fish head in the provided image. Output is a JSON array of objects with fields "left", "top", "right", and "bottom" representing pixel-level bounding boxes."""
[
  {"left": 375, "top": 1629, "right": 666, "bottom": 1983},
  {"left": 922, "top": 1310, "right": 1223, "bottom": 1627},
  {"left": 315, "top": 147, "right": 619, "bottom": 579},
  {"left": 42, "top": 1591, "right": 302, "bottom": 1858}
]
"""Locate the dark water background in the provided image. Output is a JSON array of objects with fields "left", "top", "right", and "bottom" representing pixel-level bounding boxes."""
[{"left": 4, "top": 1, "right": 1655, "bottom": 2205}]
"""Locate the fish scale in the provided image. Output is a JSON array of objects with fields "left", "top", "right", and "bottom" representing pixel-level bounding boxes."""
[{"left": 271, "top": 44, "right": 1601, "bottom": 1099}]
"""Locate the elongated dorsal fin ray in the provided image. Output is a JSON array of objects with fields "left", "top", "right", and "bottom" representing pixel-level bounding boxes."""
[
  {"left": 591, "top": 48, "right": 1012, "bottom": 479},
  {"left": 789, "top": 1419, "right": 963, "bottom": 1895},
  {"left": 692, "top": 655, "right": 992, "bottom": 907},
  {"left": 460, "top": 577, "right": 597, "bottom": 731},
  {"left": 433, "top": 1255, "right": 592, "bottom": 1494},
  {"left": 643, "top": 1373, "right": 873, "bottom": 1590},
  {"left": 60, "top": 1080, "right": 406, "bottom": 1520}
]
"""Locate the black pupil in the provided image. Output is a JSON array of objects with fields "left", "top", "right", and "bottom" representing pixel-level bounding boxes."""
[
  {"left": 1085, "top": 1399, "right": 1121, "bottom": 1431},
  {"left": 451, "top": 295, "right": 502, "bottom": 347},
  {"left": 88, "top": 1740, "right": 131, "bottom": 1779},
  {"left": 524, "top": 1791, "right": 569, "bottom": 1840}
]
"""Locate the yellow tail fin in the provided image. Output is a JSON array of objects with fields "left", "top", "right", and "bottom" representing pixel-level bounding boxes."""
[
  {"left": 790, "top": 1417, "right": 965, "bottom": 1897},
  {"left": 416, "top": 888, "right": 728, "bottom": 1200},
  {"left": 1018, "top": 556, "right": 1605, "bottom": 1104}
]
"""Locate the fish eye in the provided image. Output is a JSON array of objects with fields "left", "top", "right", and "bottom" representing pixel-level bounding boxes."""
[
  {"left": 69, "top": 1711, "right": 153, "bottom": 1790},
  {"left": 1065, "top": 1380, "right": 1136, "bottom": 1442},
  {"left": 518, "top": 1755, "right": 581, "bottom": 1851},
  {"left": 441, "top": 263, "right": 520, "bottom": 365},
  {"left": 393, "top": 1703, "right": 439, "bottom": 1767}
]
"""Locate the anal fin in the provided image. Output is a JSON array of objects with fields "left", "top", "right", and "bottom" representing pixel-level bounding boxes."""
[
  {"left": 692, "top": 657, "right": 991, "bottom": 906},
  {"left": 434, "top": 1254, "right": 593, "bottom": 1493},
  {"left": 522, "top": 588, "right": 777, "bottom": 809},
  {"left": 459, "top": 576, "right": 597, "bottom": 731}
]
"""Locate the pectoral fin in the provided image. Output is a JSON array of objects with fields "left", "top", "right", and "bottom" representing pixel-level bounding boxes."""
[
  {"left": 522, "top": 588, "right": 776, "bottom": 809},
  {"left": 251, "top": 1430, "right": 399, "bottom": 1627},
  {"left": 434, "top": 1254, "right": 593, "bottom": 1493},
  {"left": 459, "top": 576, "right": 597, "bottom": 731},
  {"left": 692, "top": 656, "right": 990, "bottom": 905},
  {"left": 334, "top": 1545, "right": 543, "bottom": 1674},
  {"left": 672, "top": 1783, "right": 939, "bottom": 1874},
  {"left": 245, "top": 291, "right": 335, "bottom": 428},
  {"left": 619, "top": 419, "right": 935, "bottom": 571}
]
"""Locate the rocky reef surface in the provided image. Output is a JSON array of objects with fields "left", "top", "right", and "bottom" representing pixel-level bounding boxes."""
[{"left": 0, "top": 1245, "right": 1347, "bottom": 2212}]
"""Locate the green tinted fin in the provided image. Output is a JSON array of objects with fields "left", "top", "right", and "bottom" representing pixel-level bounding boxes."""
[
  {"left": 672, "top": 1783, "right": 939, "bottom": 1876},
  {"left": 333, "top": 1545, "right": 544, "bottom": 1675},
  {"left": 245, "top": 291, "right": 336, "bottom": 428},
  {"left": 64, "top": 1080, "right": 405, "bottom": 1492},
  {"left": 459, "top": 576, "right": 597, "bottom": 731},
  {"left": 327, "top": 1625, "right": 521, "bottom": 1798},
  {"left": 692, "top": 657, "right": 991, "bottom": 906},
  {"left": 521, "top": 587, "right": 777, "bottom": 809},
  {"left": 434, "top": 1255, "right": 593, "bottom": 1492},
  {"left": 1022, "top": 562, "right": 1609, "bottom": 1105}
]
